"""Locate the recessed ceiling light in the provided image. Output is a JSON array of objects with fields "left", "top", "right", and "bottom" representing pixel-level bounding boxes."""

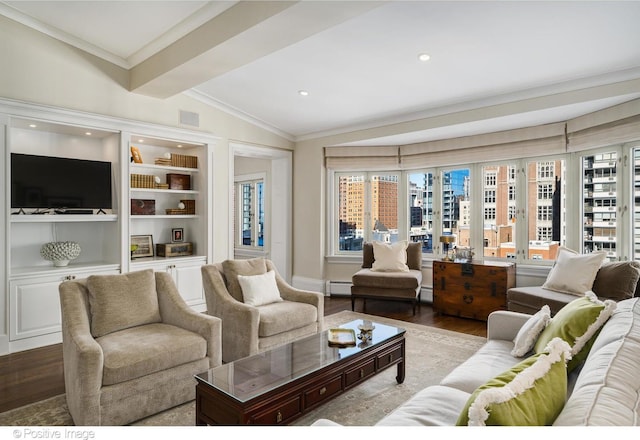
[
  {"left": 177, "top": 144, "right": 183, "bottom": 148},
  {"left": 138, "top": 139, "right": 144, "bottom": 143},
  {"left": 29, "top": 124, "right": 37, "bottom": 128},
  {"left": 418, "top": 53, "right": 431, "bottom": 62},
  {"left": 298, "top": 90, "right": 309, "bottom": 97},
  {"left": 85, "top": 132, "right": 92, "bottom": 136}
]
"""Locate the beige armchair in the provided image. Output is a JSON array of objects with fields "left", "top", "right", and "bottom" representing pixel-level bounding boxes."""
[
  {"left": 201, "top": 258, "right": 324, "bottom": 363},
  {"left": 59, "top": 269, "right": 222, "bottom": 426}
]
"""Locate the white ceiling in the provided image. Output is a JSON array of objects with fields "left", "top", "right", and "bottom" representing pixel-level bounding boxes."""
[{"left": 2, "top": 1, "right": 640, "bottom": 146}]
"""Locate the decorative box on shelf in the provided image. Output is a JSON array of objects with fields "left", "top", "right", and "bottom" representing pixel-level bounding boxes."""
[
  {"left": 166, "top": 173, "right": 191, "bottom": 190},
  {"left": 156, "top": 242, "right": 193, "bottom": 257},
  {"left": 131, "top": 199, "right": 155, "bottom": 215}
]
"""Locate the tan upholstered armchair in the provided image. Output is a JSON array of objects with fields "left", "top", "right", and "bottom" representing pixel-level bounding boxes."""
[
  {"left": 201, "top": 258, "right": 324, "bottom": 363},
  {"left": 351, "top": 241, "right": 423, "bottom": 315},
  {"left": 59, "top": 269, "right": 222, "bottom": 426}
]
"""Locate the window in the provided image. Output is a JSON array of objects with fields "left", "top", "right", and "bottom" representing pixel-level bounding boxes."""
[
  {"left": 484, "top": 207, "right": 496, "bottom": 220},
  {"left": 582, "top": 151, "right": 618, "bottom": 260},
  {"left": 337, "top": 172, "right": 399, "bottom": 251},
  {"left": 482, "top": 163, "right": 516, "bottom": 259},
  {"left": 526, "top": 159, "right": 566, "bottom": 261},
  {"left": 235, "top": 177, "right": 264, "bottom": 249},
  {"left": 442, "top": 168, "right": 470, "bottom": 248},
  {"left": 328, "top": 143, "right": 638, "bottom": 265},
  {"left": 484, "top": 189, "right": 496, "bottom": 204},
  {"left": 408, "top": 171, "right": 435, "bottom": 253}
]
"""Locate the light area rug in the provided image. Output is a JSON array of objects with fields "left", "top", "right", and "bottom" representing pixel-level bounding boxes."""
[{"left": 0, "top": 310, "right": 486, "bottom": 427}]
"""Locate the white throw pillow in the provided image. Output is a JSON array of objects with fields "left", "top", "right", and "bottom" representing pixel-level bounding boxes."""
[
  {"left": 542, "top": 246, "right": 606, "bottom": 295},
  {"left": 511, "top": 305, "right": 551, "bottom": 357},
  {"left": 371, "top": 241, "right": 409, "bottom": 272},
  {"left": 237, "top": 270, "right": 282, "bottom": 307}
]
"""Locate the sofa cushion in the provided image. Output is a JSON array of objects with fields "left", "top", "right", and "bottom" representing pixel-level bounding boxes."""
[
  {"left": 352, "top": 268, "right": 421, "bottom": 290},
  {"left": 97, "top": 323, "right": 207, "bottom": 386},
  {"left": 534, "top": 291, "right": 616, "bottom": 372},
  {"left": 371, "top": 241, "right": 409, "bottom": 272},
  {"left": 257, "top": 301, "right": 318, "bottom": 337},
  {"left": 86, "top": 269, "right": 161, "bottom": 338},
  {"left": 511, "top": 305, "right": 551, "bottom": 357},
  {"left": 440, "top": 340, "right": 522, "bottom": 394},
  {"left": 222, "top": 258, "right": 267, "bottom": 302},
  {"left": 542, "top": 246, "right": 606, "bottom": 296},
  {"left": 457, "top": 337, "right": 571, "bottom": 426},
  {"left": 554, "top": 298, "right": 640, "bottom": 426},
  {"left": 592, "top": 261, "right": 640, "bottom": 301},
  {"left": 237, "top": 270, "right": 282, "bottom": 307},
  {"left": 377, "top": 385, "right": 471, "bottom": 426}
]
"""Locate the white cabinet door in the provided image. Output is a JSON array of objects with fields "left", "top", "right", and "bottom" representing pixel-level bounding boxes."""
[
  {"left": 9, "top": 268, "right": 119, "bottom": 341},
  {"left": 131, "top": 257, "right": 206, "bottom": 310},
  {"left": 170, "top": 262, "right": 205, "bottom": 308}
]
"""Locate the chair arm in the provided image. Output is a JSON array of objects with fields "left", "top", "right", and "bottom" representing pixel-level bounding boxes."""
[
  {"left": 487, "top": 310, "right": 532, "bottom": 341},
  {"left": 201, "top": 266, "right": 260, "bottom": 362},
  {"left": 59, "top": 280, "right": 104, "bottom": 425},
  {"left": 155, "top": 272, "right": 222, "bottom": 367}
]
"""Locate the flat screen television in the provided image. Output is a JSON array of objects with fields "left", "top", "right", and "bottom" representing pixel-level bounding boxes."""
[{"left": 11, "top": 153, "right": 113, "bottom": 210}]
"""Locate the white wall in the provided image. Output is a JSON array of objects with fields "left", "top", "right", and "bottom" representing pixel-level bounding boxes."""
[{"left": 0, "top": 14, "right": 294, "bottom": 351}]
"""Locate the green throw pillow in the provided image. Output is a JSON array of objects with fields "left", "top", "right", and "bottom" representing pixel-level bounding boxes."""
[
  {"left": 534, "top": 291, "right": 616, "bottom": 372},
  {"left": 457, "top": 338, "right": 571, "bottom": 426}
]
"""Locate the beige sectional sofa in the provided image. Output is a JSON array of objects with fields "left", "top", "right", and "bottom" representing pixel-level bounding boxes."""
[
  {"left": 314, "top": 296, "right": 640, "bottom": 426},
  {"left": 508, "top": 260, "right": 640, "bottom": 316}
]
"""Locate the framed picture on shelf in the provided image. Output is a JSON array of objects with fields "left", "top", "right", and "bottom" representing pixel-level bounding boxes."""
[
  {"left": 131, "top": 235, "right": 153, "bottom": 258},
  {"left": 171, "top": 228, "right": 184, "bottom": 243}
]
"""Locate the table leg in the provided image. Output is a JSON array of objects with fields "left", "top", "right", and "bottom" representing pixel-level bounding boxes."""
[{"left": 396, "top": 339, "right": 406, "bottom": 384}]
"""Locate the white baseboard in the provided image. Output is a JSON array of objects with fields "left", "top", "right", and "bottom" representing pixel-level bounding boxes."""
[
  {"left": 292, "top": 275, "right": 326, "bottom": 295},
  {"left": 0, "top": 335, "right": 8, "bottom": 356}
]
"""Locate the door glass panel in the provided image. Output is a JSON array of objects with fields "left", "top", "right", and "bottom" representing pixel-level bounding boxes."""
[
  {"left": 409, "top": 172, "right": 434, "bottom": 253},
  {"left": 583, "top": 152, "right": 617, "bottom": 261},
  {"left": 526, "top": 159, "right": 566, "bottom": 261},
  {"left": 441, "top": 168, "right": 470, "bottom": 252},
  {"left": 370, "top": 174, "right": 399, "bottom": 243},
  {"left": 338, "top": 175, "right": 365, "bottom": 251},
  {"left": 481, "top": 165, "right": 516, "bottom": 259}
]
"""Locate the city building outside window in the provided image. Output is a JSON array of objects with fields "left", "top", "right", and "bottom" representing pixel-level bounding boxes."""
[{"left": 235, "top": 178, "right": 264, "bottom": 249}]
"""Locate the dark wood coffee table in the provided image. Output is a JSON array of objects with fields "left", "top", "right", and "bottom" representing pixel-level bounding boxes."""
[{"left": 194, "top": 319, "right": 406, "bottom": 425}]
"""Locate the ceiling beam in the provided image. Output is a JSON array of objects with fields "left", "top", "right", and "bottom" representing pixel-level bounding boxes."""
[{"left": 129, "top": 1, "right": 385, "bottom": 98}]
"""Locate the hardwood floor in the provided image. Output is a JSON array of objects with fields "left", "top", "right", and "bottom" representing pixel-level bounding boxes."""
[{"left": 0, "top": 296, "right": 487, "bottom": 413}]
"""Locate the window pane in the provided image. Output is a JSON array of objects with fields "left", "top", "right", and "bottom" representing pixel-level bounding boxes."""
[
  {"left": 338, "top": 175, "right": 364, "bottom": 250},
  {"left": 527, "top": 159, "right": 566, "bottom": 261},
  {"left": 583, "top": 152, "right": 617, "bottom": 261},
  {"left": 442, "top": 168, "right": 470, "bottom": 251},
  {"left": 257, "top": 181, "right": 264, "bottom": 248},
  {"left": 409, "top": 172, "right": 434, "bottom": 253},
  {"left": 634, "top": 147, "right": 640, "bottom": 260},
  {"left": 482, "top": 165, "right": 516, "bottom": 259},
  {"left": 241, "top": 183, "right": 252, "bottom": 246},
  {"left": 371, "top": 174, "right": 399, "bottom": 243}
]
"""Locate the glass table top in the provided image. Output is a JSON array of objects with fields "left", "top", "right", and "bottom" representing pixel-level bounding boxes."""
[{"left": 195, "top": 319, "right": 405, "bottom": 403}]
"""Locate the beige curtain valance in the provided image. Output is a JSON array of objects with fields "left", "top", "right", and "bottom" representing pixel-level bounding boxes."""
[
  {"left": 323, "top": 98, "right": 640, "bottom": 171},
  {"left": 324, "top": 146, "right": 399, "bottom": 170},
  {"left": 399, "top": 122, "right": 566, "bottom": 169}
]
